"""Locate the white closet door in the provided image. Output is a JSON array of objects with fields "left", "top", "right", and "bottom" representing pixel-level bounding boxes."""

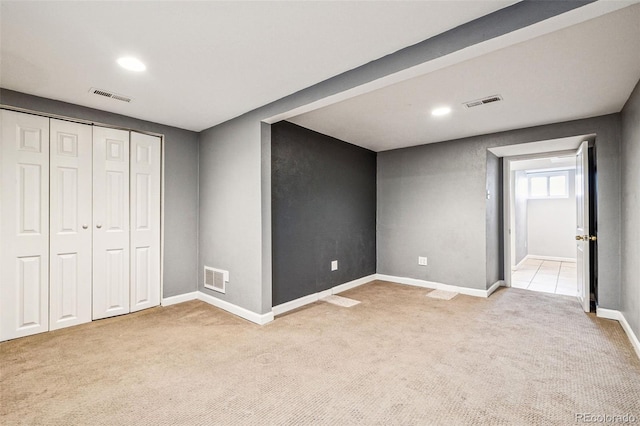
[
  {"left": 49, "top": 119, "right": 92, "bottom": 330},
  {"left": 0, "top": 110, "right": 50, "bottom": 340},
  {"left": 92, "top": 127, "right": 130, "bottom": 320},
  {"left": 130, "top": 132, "right": 161, "bottom": 312}
]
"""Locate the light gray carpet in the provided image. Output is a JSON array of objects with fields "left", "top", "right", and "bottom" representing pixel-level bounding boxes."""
[{"left": 1, "top": 280, "right": 639, "bottom": 425}]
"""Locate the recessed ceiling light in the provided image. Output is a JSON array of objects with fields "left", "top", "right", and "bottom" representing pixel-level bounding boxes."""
[
  {"left": 117, "top": 56, "right": 146, "bottom": 72},
  {"left": 431, "top": 106, "right": 452, "bottom": 117}
]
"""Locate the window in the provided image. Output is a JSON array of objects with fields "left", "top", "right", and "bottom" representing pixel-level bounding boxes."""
[{"left": 527, "top": 171, "right": 568, "bottom": 198}]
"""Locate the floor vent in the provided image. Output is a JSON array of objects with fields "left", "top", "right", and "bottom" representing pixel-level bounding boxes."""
[
  {"left": 204, "top": 266, "right": 228, "bottom": 294},
  {"left": 464, "top": 94, "right": 503, "bottom": 108},
  {"left": 89, "top": 87, "right": 132, "bottom": 103}
]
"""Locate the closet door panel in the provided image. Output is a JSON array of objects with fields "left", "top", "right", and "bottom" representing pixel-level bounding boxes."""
[
  {"left": 0, "top": 110, "right": 50, "bottom": 341},
  {"left": 130, "top": 132, "right": 161, "bottom": 312},
  {"left": 93, "top": 127, "right": 130, "bottom": 320},
  {"left": 49, "top": 119, "right": 92, "bottom": 330}
]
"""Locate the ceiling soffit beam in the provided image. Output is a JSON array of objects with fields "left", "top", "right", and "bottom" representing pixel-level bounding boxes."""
[{"left": 260, "top": 0, "right": 605, "bottom": 125}]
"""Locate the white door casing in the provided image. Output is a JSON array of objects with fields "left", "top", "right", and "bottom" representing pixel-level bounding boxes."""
[
  {"left": 576, "top": 141, "right": 590, "bottom": 313},
  {"left": 49, "top": 119, "right": 93, "bottom": 330},
  {"left": 0, "top": 110, "right": 50, "bottom": 340},
  {"left": 129, "top": 132, "right": 161, "bottom": 312},
  {"left": 92, "top": 127, "right": 130, "bottom": 320}
]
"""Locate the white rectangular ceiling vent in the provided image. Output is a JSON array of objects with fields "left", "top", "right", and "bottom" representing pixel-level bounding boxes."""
[
  {"left": 464, "top": 94, "right": 503, "bottom": 108},
  {"left": 89, "top": 87, "right": 132, "bottom": 103},
  {"left": 204, "top": 266, "right": 228, "bottom": 294}
]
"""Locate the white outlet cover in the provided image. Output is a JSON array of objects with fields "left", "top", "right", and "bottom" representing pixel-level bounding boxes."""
[
  {"left": 331, "top": 260, "right": 338, "bottom": 271},
  {"left": 418, "top": 256, "right": 428, "bottom": 266}
]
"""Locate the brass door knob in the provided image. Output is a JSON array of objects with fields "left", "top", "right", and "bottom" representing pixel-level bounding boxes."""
[
  {"left": 589, "top": 235, "right": 597, "bottom": 242},
  {"left": 575, "top": 235, "right": 584, "bottom": 241}
]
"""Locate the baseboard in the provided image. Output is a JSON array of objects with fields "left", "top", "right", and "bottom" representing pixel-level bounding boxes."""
[
  {"left": 166, "top": 274, "right": 502, "bottom": 322},
  {"left": 272, "top": 293, "right": 319, "bottom": 316},
  {"left": 161, "top": 291, "right": 198, "bottom": 306},
  {"left": 597, "top": 308, "right": 640, "bottom": 360},
  {"left": 512, "top": 256, "right": 528, "bottom": 271},
  {"left": 487, "top": 280, "right": 504, "bottom": 296},
  {"left": 272, "top": 274, "right": 377, "bottom": 316},
  {"left": 375, "top": 274, "right": 494, "bottom": 298},
  {"left": 332, "top": 274, "right": 378, "bottom": 295},
  {"left": 527, "top": 255, "right": 576, "bottom": 263},
  {"left": 197, "top": 291, "right": 274, "bottom": 325}
]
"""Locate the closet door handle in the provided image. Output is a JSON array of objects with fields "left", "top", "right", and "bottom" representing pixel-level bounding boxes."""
[
  {"left": 82, "top": 224, "right": 88, "bottom": 229},
  {"left": 96, "top": 224, "right": 102, "bottom": 229}
]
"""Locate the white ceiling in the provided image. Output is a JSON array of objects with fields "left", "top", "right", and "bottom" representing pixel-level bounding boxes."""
[
  {"left": 0, "top": 0, "right": 515, "bottom": 132},
  {"left": 289, "top": 3, "right": 640, "bottom": 151}
]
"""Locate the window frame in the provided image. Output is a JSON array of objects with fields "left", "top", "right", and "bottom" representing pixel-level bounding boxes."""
[{"left": 526, "top": 170, "right": 569, "bottom": 199}]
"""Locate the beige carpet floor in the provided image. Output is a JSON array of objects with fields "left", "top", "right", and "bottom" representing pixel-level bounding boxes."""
[{"left": 1, "top": 281, "right": 639, "bottom": 425}]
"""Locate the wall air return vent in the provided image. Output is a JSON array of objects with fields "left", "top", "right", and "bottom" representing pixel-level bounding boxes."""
[
  {"left": 464, "top": 95, "right": 503, "bottom": 108},
  {"left": 204, "top": 266, "right": 229, "bottom": 294},
  {"left": 89, "top": 87, "right": 132, "bottom": 103}
]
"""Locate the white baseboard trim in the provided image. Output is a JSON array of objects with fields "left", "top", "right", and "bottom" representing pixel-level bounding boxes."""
[
  {"left": 272, "top": 274, "right": 377, "bottom": 317},
  {"left": 597, "top": 308, "right": 640, "bottom": 360},
  {"left": 487, "top": 280, "right": 504, "bottom": 296},
  {"left": 332, "top": 274, "right": 378, "bottom": 295},
  {"left": 161, "top": 291, "right": 198, "bottom": 306},
  {"left": 512, "top": 256, "right": 528, "bottom": 271},
  {"left": 198, "top": 291, "right": 274, "bottom": 325},
  {"left": 527, "top": 255, "right": 576, "bottom": 263},
  {"left": 376, "top": 274, "right": 495, "bottom": 298},
  {"left": 272, "top": 293, "right": 319, "bottom": 316}
]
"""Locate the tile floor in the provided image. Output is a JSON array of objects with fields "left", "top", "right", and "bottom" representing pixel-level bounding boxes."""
[{"left": 511, "top": 258, "right": 577, "bottom": 296}]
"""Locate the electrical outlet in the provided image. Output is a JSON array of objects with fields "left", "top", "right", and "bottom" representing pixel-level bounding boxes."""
[
  {"left": 418, "top": 256, "right": 428, "bottom": 266},
  {"left": 331, "top": 260, "right": 338, "bottom": 271}
]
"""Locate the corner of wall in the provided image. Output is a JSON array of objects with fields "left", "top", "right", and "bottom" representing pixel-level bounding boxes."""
[{"left": 260, "top": 121, "right": 273, "bottom": 314}]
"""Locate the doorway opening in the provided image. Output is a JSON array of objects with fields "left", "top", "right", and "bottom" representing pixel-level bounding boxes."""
[
  {"left": 509, "top": 157, "right": 577, "bottom": 296},
  {"left": 491, "top": 134, "right": 597, "bottom": 312}
]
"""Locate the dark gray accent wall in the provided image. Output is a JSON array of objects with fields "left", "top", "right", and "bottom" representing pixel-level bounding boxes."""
[
  {"left": 486, "top": 152, "right": 503, "bottom": 287},
  {"left": 271, "top": 121, "right": 376, "bottom": 306},
  {"left": 0, "top": 89, "right": 199, "bottom": 298},
  {"left": 378, "top": 114, "right": 621, "bottom": 307},
  {"left": 620, "top": 79, "right": 640, "bottom": 340}
]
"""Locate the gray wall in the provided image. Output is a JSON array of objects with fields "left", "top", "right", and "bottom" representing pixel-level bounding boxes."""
[
  {"left": 377, "top": 138, "right": 487, "bottom": 290},
  {"left": 0, "top": 89, "right": 199, "bottom": 298},
  {"left": 196, "top": 1, "right": 594, "bottom": 315},
  {"left": 198, "top": 115, "right": 265, "bottom": 313},
  {"left": 486, "top": 152, "right": 503, "bottom": 287},
  {"left": 377, "top": 114, "right": 621, "bottom": 308},
  {"left": 620, "top": 80, "right": 640, "bottom": 339},
  {"left": 514, "top": 171, "right": 529, "bottom": 265},
  {"left": 271, "top": 121, "right": 376, "bottom": 306}
]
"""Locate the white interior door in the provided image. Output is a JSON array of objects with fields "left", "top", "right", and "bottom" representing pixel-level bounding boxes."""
[
  {"left": 575, "top": 141, "right": 590, "bottom": 313},
  {"left": 0, "top": 110, "right": 50, "bottom": 340},
  {"left": 49, "top": 119, "right": 92, "bottom": 330},
  {"left": 130, "top": 132, "right": 161, "bottom": 312},
  {"left": 93, "top": 127, "right": 130, "bottom": 320}
]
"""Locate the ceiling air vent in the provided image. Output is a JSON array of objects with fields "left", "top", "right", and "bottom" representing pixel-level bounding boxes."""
[
  {"left": 89, "top": 87, "right": 132, "bottom": 103},
  {"left": 464, "top": 95, "right": 503, "bottom": 108}
]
